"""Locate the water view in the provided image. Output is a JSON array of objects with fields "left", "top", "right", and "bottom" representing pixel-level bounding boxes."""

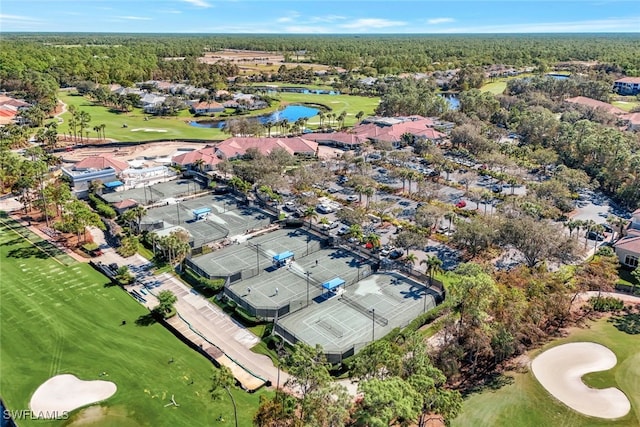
[
  {"left": 440, "top": 93, "right": 460, "bottom": 110},
  {"left": 190, "top": 105, "right": 319, "bottom": 129}
]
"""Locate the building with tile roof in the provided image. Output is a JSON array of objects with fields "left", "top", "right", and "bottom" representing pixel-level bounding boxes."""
[{"left": 74, "top": 155, "right": 129, "bottom": 173}]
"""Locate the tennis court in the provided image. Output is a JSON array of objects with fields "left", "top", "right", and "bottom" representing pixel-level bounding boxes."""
[
  {"left": 225, "top": 244, "right": 376, "bottom": 314},
  {"left": 101, "top": 179, "right": 205, "bottom": 204},
  {"left": 140, "top": 194, "right": 275, "bottom": 247},
  {"left": 276, "top": 271, "right": 439, "bottom": 361},
  {"left": 188, "top": 228, "right": 323, "bottom": 278}
]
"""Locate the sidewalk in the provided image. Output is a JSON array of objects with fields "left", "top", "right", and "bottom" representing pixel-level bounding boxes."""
[{"left": 88, "top": 226, "right": 285, "bottom": 390}]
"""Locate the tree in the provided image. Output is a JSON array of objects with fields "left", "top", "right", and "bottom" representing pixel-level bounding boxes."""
[
  {"left": 393, "top": 230, "right": 427, "bottom": 256},
  {"left": 498, "top": 216, "right": 580, "bottom": 268},
  {"left": 421, "top": 255, "right": 443, "bottom": 285},
  {"left": 211, "top": 366, "right": 238, "bottom": 427},
  {"left": 405, "top": 253, "right": 417, "bottom": 271},
  {"left": 631, "top": 267, "right": 640, "bottom": 296},
  {"left": 283, "top": 343, "right": 348, "bottom": 425},
  {"left": 302, "top": 206, "right": 317, "bottom": 229},
  {"left": 354, "top": 377, "right": 422, "bottom": 427},
  {"left": 156, "top": 290, "right": 177, "bottom": 316},
  {"left": 55, "top": 198, "right": 104, "bottom": 243}
]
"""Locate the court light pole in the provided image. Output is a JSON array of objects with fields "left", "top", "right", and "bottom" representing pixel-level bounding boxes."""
[
  {"left": 305, "top": 271, "right": 311, "bottom": 307},
  {"left": 370, "top": 307, "right": 375, "bottom": 341},
  {"left": 255, "top": 243, "right": 261, "bottom": 275}
]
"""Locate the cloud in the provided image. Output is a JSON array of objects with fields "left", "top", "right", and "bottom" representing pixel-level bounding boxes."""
[
  {"left": 117, "top": 16, "right": 153, "bottom": 21},
  {"left": 433, "top": 16, "right": 640, "bottom": 33},
  {"left": 277, "top": 12, "right": 300, "bottom": 24},
  {"left": 0, "top": 13, "right": 44, "bottom": 29},
  {"left": 308, "top": 15, "right": 347, "bottom": 24},
  {"left": 427, "top": 17, "right": 455, "bottom": 25},
  {"left": 182, "top": 0, "right": 212, "bottom": 8},
  {"left": 340, "top": 18, "right": 407, "bottom": 31}
]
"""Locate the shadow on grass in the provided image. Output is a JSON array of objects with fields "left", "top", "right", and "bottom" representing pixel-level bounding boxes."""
[
  {"left": 609, "top": 313, "right": 640, "bottom": 335},
  {"left": 7, "top": 245, "right": 50, "bottom": 259},
  {"left": 135, "top": 310, "right": 161, "bottom": 326},
  {"left": 462, "top": 372, "right": 515, "bottom": 397}
]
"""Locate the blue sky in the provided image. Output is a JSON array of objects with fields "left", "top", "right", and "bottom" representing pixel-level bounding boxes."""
[{"left": 1, "top": 0, "right": 639, "bottom": 33}]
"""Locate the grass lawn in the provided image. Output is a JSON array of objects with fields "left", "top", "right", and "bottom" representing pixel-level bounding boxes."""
[
  {"left": 57, "top": 92, "right": 228, "bottom": 142},
  {"left": 57, "top": 90, "right": 379, "bottom": 142},
  {"left": 612, "top": 100, "right": 640, "bottom": 112},
  {"left": 481, "top": 79, "right": 508, "bottom": 95},
  {"left": 0, "top": 218, "right": 269, "bottom": 426},
  {"left": 276, "top": 92, "right": 379, "bottom": 127},
  {"left": 452, "top": 317, "right": 640, "bottom": 427}
]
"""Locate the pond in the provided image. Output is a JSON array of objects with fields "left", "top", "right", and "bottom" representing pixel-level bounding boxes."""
[
  {"left": 439, "top": 93, "right": 460, "bottom": 110},
  {"left": 189, "top": 105, "right": 320, "bottom": 129},
  {"left": 546, "top": 73, "right": 570, "bottom": 80}
]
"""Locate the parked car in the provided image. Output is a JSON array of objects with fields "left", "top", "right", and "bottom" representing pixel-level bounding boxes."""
[
  {"left": 586, "top": 231, "right": 605, "bottom": 241},
  {"left": 492, "top": 185, "right": 502, "bottom": 193},
  {"left": 380, "top": 245, "right": 394, "bottom": 256},
  {"left": 337, "top": 226, "right": 349, "bottom": 236},
  {"left": 389, "top": 249, "right": 404, "bottom": 260},
  {"left": 328, "top": 187, "right": 340, "bottom": 194},
  {"left": 316, "top": 204, "right": 333, "bottom": 214},
  {"left": 455, "top": 200, "right": 467, "bottom": 208},
  {"left": 346, "top": 195, "right": 358, "bottom": 202},
  {"left": 601, "top": 223, "right": 614, "bottom": 233}
]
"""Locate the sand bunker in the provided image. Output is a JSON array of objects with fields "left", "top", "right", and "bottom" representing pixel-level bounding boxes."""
[
  {"left": 130, "top": 128, "right": 168, "bottom": 132},
  {"left": 531, "top": 342, "right": 630, "bottom": 419},
  {"left": 30, "top": 374, "right": 117, "bottom": 419}
]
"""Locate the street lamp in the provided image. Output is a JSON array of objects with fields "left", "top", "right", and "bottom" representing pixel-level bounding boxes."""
[
  {"left": 176, "top": 201, "right": 180, "bottom": 224},
  {"left": 370, "top": 307, "right": 375, "bottom": 341},
  {"left": 255, "top": 243, "right": 261, "bottom": 275},
  {"left": 305, "top": 271, "right": 312, "bottom": 307},
  {"left": 423, "top": 286, "right": 428, "bottom": 313}
]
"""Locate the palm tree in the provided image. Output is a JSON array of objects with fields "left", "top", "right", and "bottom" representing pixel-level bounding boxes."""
[
  {"left": 404, "top": 253, "right": 417, "bottom": 271},
  {"left": 192, "top": 158, "right": 206, "bottom": 174},
  {"left": 591, "top": 224, "right": 605, "bottom": 250},
  {"left": 347, "top": 224, "right": 363, "bottom": 242},
  {"left": 265, "top": 121, "right": 274, "bottom": 137},
  {"left": 608, "top": 215, "right": 628, "bottom": 242},
  {"left": 420, "top": 255, "right": 443, "bottom": 285},
  {"left": 481, "top": 191, "right": 492, "bottom": 215},
  {"left": 211, "top": 366, "right": 238, "bottom": 427},
  {"left": 567, "top": 219, "right": 579, "bottom": 238},
  {"left": 584, "top": 219, "right": 596, "bottom": 248},
  {"left": 363, "top": 186, "right": 375, "bottom": 209},
  {"left": 302, "top": 206, "right": 317, "bottom": 229}
]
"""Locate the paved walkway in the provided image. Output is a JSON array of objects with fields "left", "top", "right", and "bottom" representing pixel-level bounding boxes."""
[{"left": 88, "top": 227, "right": 286, "bottom": 390}]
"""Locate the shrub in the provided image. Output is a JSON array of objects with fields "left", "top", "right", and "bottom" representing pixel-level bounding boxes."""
[
  {"left": 95, "top": 203, "right": 116, "bottom": 219},
  {"left": 590, "top": 296, "right": 624, "bottom": 312},
  {"left": 180, "top": 268, "right": 225, "bottom": 294}
]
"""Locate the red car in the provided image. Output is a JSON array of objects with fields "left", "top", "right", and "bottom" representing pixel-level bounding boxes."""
[{"left": 455, "top": 200, "right": 467, "bottom": 208}]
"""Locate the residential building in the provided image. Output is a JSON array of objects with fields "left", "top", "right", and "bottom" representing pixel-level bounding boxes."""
[
  {"left": 564, "top": 96, "right": 626, "bottom": 116},
  {"left": 613, "top": 77, "right": 640, "bottom": 96},
  {"left": 614, "top": 209, "right": 640, "bottom": 268},
  {"left": 191, "top": 101, "right": 225, "bottom": 114},
  {"left": 303, "top": 132, "right": 367, "bottom": 150}
]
